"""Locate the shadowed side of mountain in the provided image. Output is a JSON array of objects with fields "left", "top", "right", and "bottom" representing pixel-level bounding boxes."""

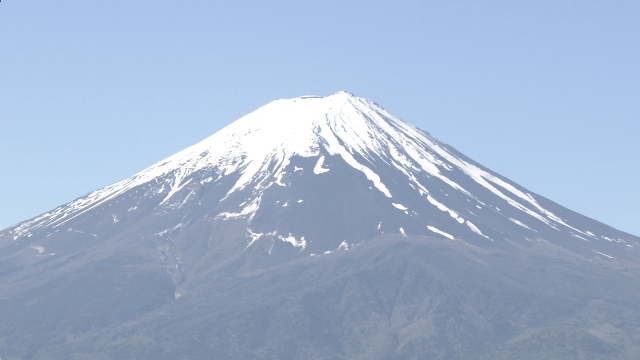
[{"left": 4, "top": 236, "right": 636, "bottom": 360}]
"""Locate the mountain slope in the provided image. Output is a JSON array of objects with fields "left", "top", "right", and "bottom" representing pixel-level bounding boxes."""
[{"left": 0, "top": 91, "right": 639, "bottom": 359}]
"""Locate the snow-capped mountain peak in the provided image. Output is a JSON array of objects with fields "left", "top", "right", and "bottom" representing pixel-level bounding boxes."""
[{"left": 5, "top": 91, "right": 638, "bottom": 263}]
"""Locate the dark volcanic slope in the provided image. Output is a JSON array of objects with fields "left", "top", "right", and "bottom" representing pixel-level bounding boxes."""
[{"left": 0, "top": 92, "right": 639, "bottom": 359}]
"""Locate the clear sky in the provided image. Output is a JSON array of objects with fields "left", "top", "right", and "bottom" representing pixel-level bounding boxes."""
[{"left": 1, "top": 1, "right": 638, "bottom": 236}]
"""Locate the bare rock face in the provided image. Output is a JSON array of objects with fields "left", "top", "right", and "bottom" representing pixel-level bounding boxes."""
[{"left": 1, "top": 92, "right": 639, "bottom": 359}]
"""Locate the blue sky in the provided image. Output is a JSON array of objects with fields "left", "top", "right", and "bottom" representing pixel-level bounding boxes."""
[{"left": 1, "top": 1, "right": 638, "bottom": 236}]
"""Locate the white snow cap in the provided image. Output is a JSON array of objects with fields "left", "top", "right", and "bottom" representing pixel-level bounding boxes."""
[{"left": 95, "top": 91, "right": 403, "bottom": 202}]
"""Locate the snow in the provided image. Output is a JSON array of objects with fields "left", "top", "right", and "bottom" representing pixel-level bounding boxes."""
[
  {"left": 246, "top": 229, "right": 277, "bottom": 248},
  {"left": 279, "top": 234, "right": 307, "bottom": 250},
  {"left": 68, "top": 228, "right": 98, "bottom": 237},
  {"left": 427, "top": 195, "right": 465, "bottom": 224},
  {"left": 160, "top": 168, "right": 193, "bottom": 205},
  {"left": 466, "top": 221, "right": 491, "bottom": 240},
  {"left": 268, "top": 240, "right": 275, "bottom": 254},
  {"left": 275, "top": 172, "right": 287, "bottom": 186},
  {"left": 392, "top": 203, "right": 408, "bottom": 210},
  {"left": 177, "top": 190, "right": 196, "bottom": 208},
  {"left": 509, "top": 218, "right": 534, "bottom": 231},
  {"left": 572, "top": 234, "right": 591, "bottom": 242},
  {"left": 427, "top": 226, "right": 454, "bottom": 240},
  {"left": 30, "top": 245, "right": 45, "bottom": 253},
  {"left": 156, "top": 228, "right": 171, "bottom": 236},
  {"left": 313, "top": 156, "right": 330, "bottom": 174},
  {"left": 427, "top": 195, "right": 449, "bottom": 212},
  {"left": 592, "top": 250, "right": 615, "bottom": 259},
  {"left": 217, "top": 197, "right": 261, "bottom": 220},
  {"left": 246, "top": 229, "right": 263, "bottom": 247}
]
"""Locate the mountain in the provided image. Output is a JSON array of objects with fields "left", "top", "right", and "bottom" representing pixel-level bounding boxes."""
[{"left": 1, "top": 91, "right": 639, "bottom": 359}]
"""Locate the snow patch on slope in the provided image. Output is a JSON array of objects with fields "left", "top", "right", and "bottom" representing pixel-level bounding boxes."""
[
  {"left": 278, "top": 234, "right": 307, "bottom": 250},
  {"left": 313, "top": 156, "right": 330, "bottom": 174},
  {"left": 217, "top": 197, "right": 261, "bottom": 220},
  {"left": 392, "top": 203, "right": 408, "bottom": 211},
  {"left": 30, "top": 245, "right": 45, "bottom": 253},
  {"left": 246, "top": 229, "right": 278, "bottom": 249},
  {"left": 427, "top": 226, "right": 454, "bottom": 240},
  {"left": 427, "top": 195, "right": 465, "bottom": 224},
  {"left": 509, "top": 218, "right": 535, "bottom": 231},
  {"left": 466, "top": 221, "right": 492, "bottom": 241}
]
